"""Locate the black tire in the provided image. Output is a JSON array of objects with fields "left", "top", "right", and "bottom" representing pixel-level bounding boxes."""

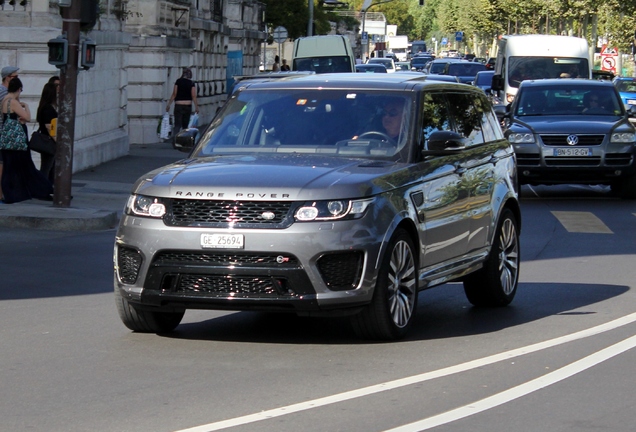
[
  {"left": 611, "top": 174, "right": 636, "bottom": 199},
  {"left": 114, "top": 287, "right": 184, "bottom": 333},
  {"left": 463, "top": 209, "right": 519, "bottom": 307},
  {"left": 351, "top": 229, "right": 418, "bottom": 340}
]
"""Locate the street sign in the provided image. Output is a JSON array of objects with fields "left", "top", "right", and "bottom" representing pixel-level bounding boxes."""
[
  {"left": 361, "top": 31, "right": 368, "bottom": 43},
  {"left": 441, "top": 37, "right": 448, "bottom": 46},
  {"left": 273, "top": 26, "right": 288, "bottom": 43},
  {"left": 455, "top": 31, "right": 463, "bottom": 42},
  {"left": 600, "top": 44, "right": 618, "bottom": 74}
]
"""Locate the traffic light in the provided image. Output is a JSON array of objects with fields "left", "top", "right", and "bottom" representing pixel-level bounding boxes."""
[
  {"left": 81, "top": 38, "right": 96, "bottom": 69},
  {"left": 80, "top": 0, "right": 99, "bottom": 30},
  {"left": 48, "top": 36, "right": 68, "bottom": 68}
]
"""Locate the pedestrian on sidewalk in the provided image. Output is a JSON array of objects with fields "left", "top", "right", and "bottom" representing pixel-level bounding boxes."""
[
  {"left": 0, "top": 66, "right": 20, "bottom": 202},
  {"left": 36, "top": 82, "right": 58, "bottom": 182},
  {"left": 1, "top": 77, "right": 53, "bottom": 204},
  {"left": 165, "top": 68, "right": 199, "bottom": 146}
]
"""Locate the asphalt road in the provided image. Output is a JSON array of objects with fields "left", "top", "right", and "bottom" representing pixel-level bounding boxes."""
[{"left": 1, "top": 184, "right": 635, "bottom": 432}]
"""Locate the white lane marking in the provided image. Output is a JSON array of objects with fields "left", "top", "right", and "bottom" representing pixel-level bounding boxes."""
[
  {"left": 385, "top": 334, "right": 636, "bottom": 431},
  {"left": 174, "top": 313, "right": 636, "bottom": 432},
  {"left": 551, "top": 211, "right": 613, "bottom": 233}
]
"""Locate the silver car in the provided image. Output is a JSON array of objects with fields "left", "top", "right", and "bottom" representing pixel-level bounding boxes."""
[{"left": 114, "top": 74, "right": 521, "bottom": 340}]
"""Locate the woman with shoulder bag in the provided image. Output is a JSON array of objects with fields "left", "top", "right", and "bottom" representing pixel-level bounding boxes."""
[
  {"left": 34, "top": 82, "right": 58, "bottom": 182},
  {"left": 0, "top": 77, "right": 53, "bottom": 204}
]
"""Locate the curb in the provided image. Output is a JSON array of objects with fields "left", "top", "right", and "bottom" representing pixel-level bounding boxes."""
[{"left": 0, "top": 205, "right": 118, "bottom": 231}]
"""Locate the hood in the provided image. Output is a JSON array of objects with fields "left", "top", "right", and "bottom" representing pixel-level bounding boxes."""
[
  {"left": 133, "top": 154, "right": 407, "bottom": 201},
  {"left": 511, "top": 115, "right": 631, "bottom": 134}
]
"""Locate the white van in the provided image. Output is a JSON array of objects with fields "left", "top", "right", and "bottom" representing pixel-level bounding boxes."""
[
  {"left": 292, "top": 35, "right": 356, "bottom": 73},
  {"left": 491, "top": 34, "right": 592, "bottom": 104}
]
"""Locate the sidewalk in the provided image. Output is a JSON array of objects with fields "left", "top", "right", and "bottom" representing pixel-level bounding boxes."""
[{"left": 0, "top": 142, "right": 184, "bottom": 231}]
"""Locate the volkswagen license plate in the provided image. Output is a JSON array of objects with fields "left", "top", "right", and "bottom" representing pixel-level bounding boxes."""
[
  {"left": 201, "top": 233, "right": 244, "bottom": 249},
  {"left": 553, "top": 148, "right": 592, "bottom": 157}
]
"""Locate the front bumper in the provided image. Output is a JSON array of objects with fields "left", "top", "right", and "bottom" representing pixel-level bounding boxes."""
[
  {"left": 114, "top": 214, "right": 386, "bottom": 316},
  {"left": 514, "top": 142, "right": 636, "bottom": 185}
]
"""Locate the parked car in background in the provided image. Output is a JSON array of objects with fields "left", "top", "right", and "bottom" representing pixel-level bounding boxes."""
[
  {"left": 410, "top": 55, "right": 433, "bottom": 71},
  {"left": 593, "top": 69, "right": 615, "bottom": 81},
  {"left": 613, "top": 77, "right": 636, "bottom": 110},
  {"left": 394, "top": 61, "right": 411, "bottom": 71},
  {"left": 501, "top": 79, "right": 636, "bottom": 198},
  {"left": 368, "top": 57, "right": 395, "bottom": 73},
  {"left": 473, "top": 70, "right": 499, "bottom": 103},
  {"left": 355, "top": 63, "right": 387, "bottom": 73},
  {"left": 424, "top": 58, "right": 463, "bottom": 75},
  {"left": 292, "top": 35, "right": 356, "bottom": 73},
  {"left": 442, "top": 61, "right": 487, "bottom": 83},
  {"left": 115, "top": 73, "right": 521, "bottom": 340}
]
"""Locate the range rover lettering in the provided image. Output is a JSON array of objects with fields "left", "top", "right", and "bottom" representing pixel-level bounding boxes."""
[{"left": 114, "top": 73, "right": 521, "bottom": 340}]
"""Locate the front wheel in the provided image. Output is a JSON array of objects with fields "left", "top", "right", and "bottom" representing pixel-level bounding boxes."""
[
  {"left": 463, "top": 209, "right": 519, "bottom": 307},
  {"left": 610, "top": 174, "right": 636, "bottom": 199},
  {"left": 114, "top": 287, "right": 184, "bottom": 333},
  {"left": 351, "top": 229, "right": 418, "bottom": 340}
]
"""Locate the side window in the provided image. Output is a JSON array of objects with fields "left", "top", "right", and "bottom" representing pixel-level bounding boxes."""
[
  {"left": 474, "top": 94, "right": 502, "bottom": 142},
  {"left": 447, "top": 92, "right": 485, "bottom": 146},
  {"left": 420, "top": 92, "right": 452, "bottom": 145}
]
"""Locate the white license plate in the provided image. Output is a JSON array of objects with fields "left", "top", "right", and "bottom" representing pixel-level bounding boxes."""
[
  {"left": 200, "top": 233, "right": 244, "bottom": 249},
  {"left": 553, "top": 148, "right": 592, "bottom": 157},
  {"left": 628, "top": 100, "right": 636, "bottom": 105}
]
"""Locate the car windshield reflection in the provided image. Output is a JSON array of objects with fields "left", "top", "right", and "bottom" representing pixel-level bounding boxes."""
[
  {"left": 195, "top": 90, "right": 412, "bottom": 160},
  {"left": 515, "top": 85, "right": 624, "bottom": 116}
]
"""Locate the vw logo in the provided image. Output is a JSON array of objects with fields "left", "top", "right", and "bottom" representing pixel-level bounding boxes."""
[
  {"left": 261, "top": 211, "right": 275, "bottom": 220},
  {"left": 566, "top": 135, "right": 579, "bottom": 146}
]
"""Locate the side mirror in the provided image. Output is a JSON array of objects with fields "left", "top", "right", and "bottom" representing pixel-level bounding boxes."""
[
  {"left": 426, "top": 130, "right": 467, "bottom": 153},
  {"left": 492, "top": 74, "right": 503, "bottom": 91},
  {"left": 174, "top": 128, "right": 199, "bottom": 153}
]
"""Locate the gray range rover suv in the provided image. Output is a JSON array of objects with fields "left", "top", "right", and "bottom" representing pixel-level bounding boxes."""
[{"left": 114, "top": 74, "right": 521, "bottom": 340}]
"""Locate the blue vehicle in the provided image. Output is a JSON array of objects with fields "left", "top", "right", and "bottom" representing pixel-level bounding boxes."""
[{"left": 613, "top": 77, "right": 636, "bottom": 110}]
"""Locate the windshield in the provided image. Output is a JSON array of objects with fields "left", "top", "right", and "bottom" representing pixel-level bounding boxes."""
[
  {"left": 293, "top": 56, "right": 352, "bottom": 73},
  {"left": 616, "top": 80, "right": 636, "bottom": 93},
  {"left": 507, "top": 56, "right": 590, "bottom": 88},
  {"left": 446, "top": 63, "right": 487, "bottom": 77},
  {"left": 429, "top": 62, "right": 450, "bottom": 74},
  {"left": 194, "top": 89, "right": 412, "bottom": 160},
  {"left": 370, "top": 59, "right": 394, "bottom": 70},
  {"left": 515, "top": 85, "right": 623, "bottom": 117}
]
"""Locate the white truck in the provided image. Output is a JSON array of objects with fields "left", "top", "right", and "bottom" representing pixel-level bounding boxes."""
[{"left": 387, "top": 35, "right": 409, "bottom": 62}]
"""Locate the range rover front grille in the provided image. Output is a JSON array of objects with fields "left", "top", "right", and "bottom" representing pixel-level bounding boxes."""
[
  {"left": 165, "top": 199, "right": 294, "bottom": 228},
  {"left": 175, "top": 274, "right": 294, "bottom": 297},
  {"left": 153, "top": 251, "right": 299, "bottom": 267}
]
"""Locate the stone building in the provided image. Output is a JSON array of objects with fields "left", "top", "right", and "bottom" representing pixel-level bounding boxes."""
[{"left": 0, "top": 0, "right": 265, "bottom": 172}]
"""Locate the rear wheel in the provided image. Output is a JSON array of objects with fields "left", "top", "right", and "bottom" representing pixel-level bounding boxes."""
[
  {"left": 463, "top": 209, "right": 519, "bottom": 307},
  {"left": 114, "top": 287, "right": 184, "bottom": 333},
  {"left": 351, "top": 229, "right": 418, "bottom": 340}
]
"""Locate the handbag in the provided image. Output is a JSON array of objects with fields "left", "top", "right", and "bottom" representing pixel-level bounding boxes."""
[
  {"left": 29, "top": 130, "right": 56, "bottom": 155},
  {"left": 0, "top": 98, "right": 28, "bottom": 151},
  {"left": 187, "top": 112, "right": 199, "bottom": 128},
  {"left": 159, "top": 112, "right": 172, "bottom": 139}
]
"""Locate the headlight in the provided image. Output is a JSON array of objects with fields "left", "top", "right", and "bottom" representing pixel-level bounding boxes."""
[
  {"left": 508, "top": 133, "right": 535, "bottom": 144},
  {"left": 126, "top": 195, "right": 166, "bottom": 218},
  {"left": 611, "top": 132, "right": 636, "bottom": 143},
  {"left": 294, "top": 198, "right": 373, "bottom": 221}
]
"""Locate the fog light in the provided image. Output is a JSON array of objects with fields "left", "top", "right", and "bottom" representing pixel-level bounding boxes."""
[
  {"left": 615, "top": 170, "right": 622, "bottom": 176},
  {"left": 523, "top": 170, "right": 530, "bottom": 176}
]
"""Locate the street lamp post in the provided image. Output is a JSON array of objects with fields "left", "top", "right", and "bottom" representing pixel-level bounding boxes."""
[{"left": 360, "top": 0, "right": 394, "bottom": 61}]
